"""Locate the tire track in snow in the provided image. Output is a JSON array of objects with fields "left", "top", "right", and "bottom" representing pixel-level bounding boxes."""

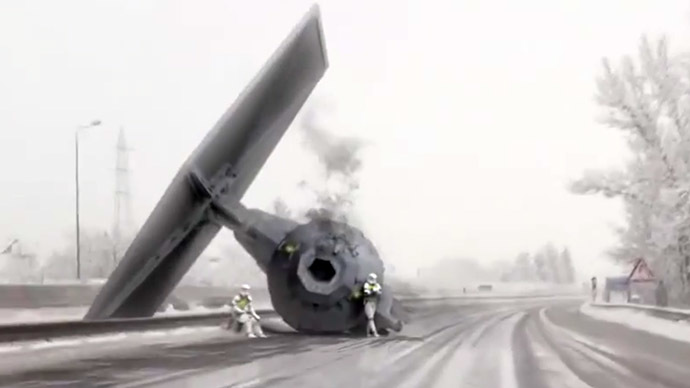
[
  {"left": 200, "top": 302, "right": 494, "bottom": 388},
  {"left": 520, "top": 309, "right": 591, "bottom": 388},
  {"left": 535, "top": 307, "right": 676, "bottom": 388},
  {"left": 384, "top": 308, "right": 525, "bottom": 388}
]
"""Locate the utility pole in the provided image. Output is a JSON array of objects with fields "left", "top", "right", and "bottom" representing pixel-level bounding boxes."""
[
  {"left": 75, "top": 130, "right": 80, "bottom": 280},
  {"left": 113, "top": 127, "right": 133, "bottom": 265},
  {"left": 75, "top": 120, "right": 101, "bottom": 280}
]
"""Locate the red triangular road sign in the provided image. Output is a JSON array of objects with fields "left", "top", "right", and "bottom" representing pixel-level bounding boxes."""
[{"left": 629, "top": 258, "right": 655, "bottom": 281}]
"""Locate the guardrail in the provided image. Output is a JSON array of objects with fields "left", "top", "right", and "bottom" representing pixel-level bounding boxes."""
[
  {"left": 0, "top": 284, "right": 241, "bottom": 309},
  {"left": 589, "top": 302, "right": 690, "bottom": 322},
  {"left": 0, "top": 309, "right": 275, "bottom": 344}
]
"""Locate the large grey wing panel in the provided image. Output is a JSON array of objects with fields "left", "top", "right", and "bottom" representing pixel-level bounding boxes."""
[
  {"left": 190, "top": 4, "right": 328, "bottom": 200},
  {"left": 85, "top": 5, "right": 328, "bottom": 320}
]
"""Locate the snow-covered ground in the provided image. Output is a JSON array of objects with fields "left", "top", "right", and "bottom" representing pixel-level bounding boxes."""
[
  {"left": 580, "top": 303, "right": 690, "bottom": 343},
  {"left": 0, "top": 306, "right": 86, "bottom": 324},
  {"left": 0, "top": 299, "right": 273, "bottom": 325},
  {"left": 153, "top": 299, "right": 273, "bottom": 317},
  {"left": 0, "top": 303, "right": 278, "bottom": 359},
  {"left": 589, "top": 301, "right": 690, "bottom": 316},
  {"left": 0, "top": 326, "right": 222, "bottom": 355},
  {"left": 0, "top": 278, "right": 108, "bottom": 286},
  {"left": 423, "top": 282, "right": 583, "bottom": 298}
]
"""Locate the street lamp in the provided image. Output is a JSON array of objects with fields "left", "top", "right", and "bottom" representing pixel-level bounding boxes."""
[{"left": 75, "top": 119, "right": 102, "bottom": 280}]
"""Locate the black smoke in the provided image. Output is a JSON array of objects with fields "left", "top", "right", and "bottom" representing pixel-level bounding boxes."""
[{"left": 271, "top": 103, "right": 365, "bottom": 223}]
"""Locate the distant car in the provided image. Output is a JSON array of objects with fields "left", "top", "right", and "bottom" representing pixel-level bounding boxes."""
[{"left": 477, "top": 284, "right": 493, "bottom": 292}]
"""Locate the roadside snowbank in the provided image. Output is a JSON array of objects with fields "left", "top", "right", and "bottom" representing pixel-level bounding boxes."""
[
  {"left": 0, "top": 299, "right": 273, "bottom": 325},
  {"left": 0, "top": 307, "right": 87, "bottom": 324},
  {"left": 580, "top": 303, "right": 690, "bottom": 343},
  {"left": 0, "top": 325, "right": 222, "bottom": 355},
  {"left": 423, "top": 282, "right": 583, "bottom": 298},
  {"left": 590, "top": 302, "right": 690, "bottom": 315},
  {"left": 0, "top": 278, "right": 107, "bottom": 286}
]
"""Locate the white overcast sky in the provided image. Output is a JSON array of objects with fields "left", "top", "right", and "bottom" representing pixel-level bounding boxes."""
[{"left": 1, "top": 0, "right": 689, "bottom": 279}]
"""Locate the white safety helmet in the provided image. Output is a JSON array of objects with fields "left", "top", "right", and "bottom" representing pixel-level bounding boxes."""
[
  {"left": 241, "top": 284, "right": 251, "bottom": 291},
  {"left": 367, "top": 273, "right": 377, "bottom": 282}
]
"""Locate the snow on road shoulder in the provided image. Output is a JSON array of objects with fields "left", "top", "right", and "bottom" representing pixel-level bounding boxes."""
[
  {"left": 0, "top": 325, "right": 248, "bottom": 377},
  {"left": 0, "top": 324, "right": 227, "bottom": 355},
  {"left": 0, "top": 307, "right": 87, "bottom": 324},
  {"left": 589, "top": 302, "right": 690, "bottom": 315},
  {"left": 0, "top": 305, "right": 226, "bottom": 325},
  {"left": 0, "top": 299, "right": 273, "bottom": 325},
  {"left": 420, "top": 282, "right": 583, "bottom": 299},
  {"left": 540, "top": 308, "right": 630, "bottom": 376},
  {"left": 155, "top": 299, "right": 272, "bottom": 316},
  {"left": 0, "top": 303, "right": 278, "bottom": 355},
  {"left": 580, "top": 303, "right": 690, "bottom": 343}
]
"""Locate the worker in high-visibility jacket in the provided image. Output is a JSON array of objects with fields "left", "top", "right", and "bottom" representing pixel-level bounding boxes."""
[
  {"left": 362, "top": 273, "right": 382, "bottom": 337},
  {"left": 230, "top": 284, "right": 266, "bottom": 338}
]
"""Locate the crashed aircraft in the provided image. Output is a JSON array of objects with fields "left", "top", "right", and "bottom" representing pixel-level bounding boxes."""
[{"left": 85, "top": 4, "right": 404, "bottom": 334}]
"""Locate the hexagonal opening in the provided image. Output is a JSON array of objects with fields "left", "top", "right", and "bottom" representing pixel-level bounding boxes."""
[{"left": 308, "top": 258, "right": 336, "bottom": 282}]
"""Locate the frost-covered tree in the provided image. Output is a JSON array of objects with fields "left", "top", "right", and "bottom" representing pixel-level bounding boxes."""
[
  {"left": 43, "top": 229, "right": 118, "bottom": 281},
  {"left": 514, "top": 252, "right": 535, "bottom": 281},
  {"left": 560, "top": 248, "right": 576, "bottom": 284},
  {"left": 570, "top": 36, "right": 690, "bottom": 301},
  {"left": 532, "top": 253, "right": 549, "bottom": 282},
  {"left": 503, "top": 246, "right": 576, "bottom": 284},
  {"left": 543, "top": 243, "right": 562, "bottom": 283}
]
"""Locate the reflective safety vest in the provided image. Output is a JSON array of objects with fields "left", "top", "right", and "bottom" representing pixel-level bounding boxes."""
[
  {"left": 363, "top": 281, "right": 381, "bottom": 296},
  {"left": 233, "top": 294, "right": 252, "bottom": 310},
  {"left": 349, "top": 281, "right": 382, "bottom": 300}
]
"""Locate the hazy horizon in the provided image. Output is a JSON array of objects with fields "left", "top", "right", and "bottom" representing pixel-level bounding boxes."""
[{"left": 3, "top": 0, "right": 689, "bottom": 280}]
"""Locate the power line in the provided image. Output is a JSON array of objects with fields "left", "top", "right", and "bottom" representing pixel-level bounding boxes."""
[{"left": 112, "top": 127, "right": 134, "bottom": 262}]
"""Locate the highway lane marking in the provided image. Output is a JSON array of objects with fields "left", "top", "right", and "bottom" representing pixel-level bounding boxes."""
[
  {"left": 469, "top": 310, "right": 520, "bottom": 347},
  {"left": 226, "top": 378, "right": 262, "bottom": 388},
  {"left": 376, "top": 306, "right": 560, "bottom": 384},
  {"left": 499, "top": 313, "right": 523, "bottom": 388},
  {"left": 526, "top": 314, "right": 592, "bottom": 388},
  {"left": 29, "top": 338, "right": 82, "bottom": 349}
]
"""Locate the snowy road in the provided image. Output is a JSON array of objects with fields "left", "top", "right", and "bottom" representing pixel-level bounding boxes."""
[{"left": 2, "top": 297, "right": 690, "bottom": 387}]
